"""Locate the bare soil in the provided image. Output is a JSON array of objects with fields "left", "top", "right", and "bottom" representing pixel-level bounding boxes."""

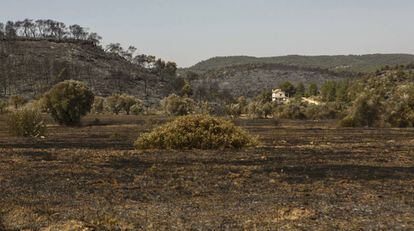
[{"left": 0, "top": 115, "right": 413, "bottom": 230}]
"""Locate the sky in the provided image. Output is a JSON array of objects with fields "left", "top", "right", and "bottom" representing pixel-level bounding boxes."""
[{"left": 1, "top": 0, "right": 414, "bottom": 67}]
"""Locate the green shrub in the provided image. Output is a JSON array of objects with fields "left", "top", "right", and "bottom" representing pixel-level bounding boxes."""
[
  {"left": 277, "top": 102, "right": 307, "bottom": 120},
  {"left": 43, "top": 80, "right": 94, "bottom": 126},
  {"left": 340, "top": 94, "right": 382, "bottom": 127},
  {"left": 130, "top": 102, "right": 144, "bottom": 115},
  {"left": 92, "top": 96, "right": 105, "bottom": 114},
  {"left": 227, "top": 96, "right": 248, "bottom": 118},
  {"left": 227, "top": 103, "right": 243, "bottom": 118},
  {"left": 119, "top": 94, "right": 139, "bottom": 115},
  {"left": 106, "top": 94, "right": 123, "bottom": 114},
  {"left": 247, "top": 101, "right": 273, "bottom": 118},
  {"left": 135, "top": 114, "right": 258, "bottom": 150},
  {"left": 0, "top": 100, "right": 8, "bottom": 114},
  {"left": 161, "top": 94, "right": 195, "bottom": 116},
  {"left": 7, "top": 109, "right": 46, "bottom": 137},
  {"left": 106, "top": 94, "right": 141, "bottom": 115},
  {"left": 304, "top": 102, "right": 345, "bottom": 120}
]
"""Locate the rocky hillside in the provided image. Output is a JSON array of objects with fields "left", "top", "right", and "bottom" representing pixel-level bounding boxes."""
[
  {"left": 189, "top": 63, "right": 358, "bottom": 99},
  {"left": 0, "top": 39, "right": 177, "bottom": 102},
  {"left": 187, "top": 54, "right": 414, "bottom": 73}
]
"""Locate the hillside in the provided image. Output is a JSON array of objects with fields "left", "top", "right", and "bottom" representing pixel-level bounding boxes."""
[
  {"left": 189, "top": 63, "right": 358, "bottom": 100},
  {"left": 187, "top": 54, "right": 414, "bottom": 73},
  {"left": 0, "top": 39, "right": 177, "bottom": 102}
]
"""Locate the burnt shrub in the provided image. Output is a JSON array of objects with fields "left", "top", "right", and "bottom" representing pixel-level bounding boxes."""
[
  {"left": 135, "top": 114, "right": 258, "bottom": 150},
  {"left": 43, "top": 80, "right": 94, "bottom": 126},
  {"left": 7, "top": 109, "right": 46, "bottom": 137}
]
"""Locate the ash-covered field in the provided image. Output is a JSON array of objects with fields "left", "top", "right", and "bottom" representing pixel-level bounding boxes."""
[{"left": 0, "top": 115, "right": 413, "bottom": 230}]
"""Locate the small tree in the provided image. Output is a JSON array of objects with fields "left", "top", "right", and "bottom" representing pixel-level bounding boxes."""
[
  {"left": 92, "top": 96, "right": 105, "bottom": 114},
  {"left": 9, "top": 95, "right": 26, "bottom": 109},
  {"left": 162, "top": 94, "right": 195, "bottom": 116},
  {"left": 106, "top": 94, "right": 123, "bottom": 114},
  {"left": 180, "top": 80, "right": 193, "bottom": 97},
  {"left": 295, "top": 82, "right": 305, "bottom": 98},
  {"left": 43, "top": 80, "right": 94, "bottom": 126},
  {"left": 279, "top": 81, "right": 296, "bottom": 97},
  {"left": 307, "top": 83, "right": 318, "bottom": 96},
  {"left": 320, "top": 81, "right": 337, "bottom": 102},
  {"left": 119, "top": 94, "right": 139, "bottom": 115}
]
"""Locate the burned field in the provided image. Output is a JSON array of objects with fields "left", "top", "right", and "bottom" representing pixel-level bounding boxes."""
[{"left": 0, "top": 115, "right": 413, "bottom": 230}]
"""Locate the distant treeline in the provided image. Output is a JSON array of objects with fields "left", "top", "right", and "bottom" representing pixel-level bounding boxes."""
[
  {"left": 202, "top": 62, "right": 361, "bottom": 79},
  {"left": 0, "top": 19, "right": 102, "bottom": 45}
]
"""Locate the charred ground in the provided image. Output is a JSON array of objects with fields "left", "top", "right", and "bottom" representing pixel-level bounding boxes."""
[{"left": 0, "top": 115, "right": 413, "bottom": 230}]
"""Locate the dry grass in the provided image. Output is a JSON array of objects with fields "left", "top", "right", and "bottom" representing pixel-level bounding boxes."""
[{"left": 0, "top": 114, "right": 413, "bottom": 230}]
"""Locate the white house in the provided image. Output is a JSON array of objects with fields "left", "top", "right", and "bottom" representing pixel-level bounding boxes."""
[{"left": 272, "top": 89, "right": 289, "bottom": 103}]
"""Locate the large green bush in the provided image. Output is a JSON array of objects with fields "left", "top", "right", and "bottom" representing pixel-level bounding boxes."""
[
  {"left": 340, "top": 94, "right": 382, "bottom": 127},
  {"left": 135, "top": 114, "right": 258, "bottom": 150},
  {"left": 43, "top": 80, "right": 94, "bottom": 126},
  {"left": 7, "top": 109, "right": 46, "bottom": 137}
]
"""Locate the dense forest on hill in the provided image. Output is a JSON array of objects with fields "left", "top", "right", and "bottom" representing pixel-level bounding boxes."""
[{"left": 186, "top": 54, "right": 414, "bottom": 73}]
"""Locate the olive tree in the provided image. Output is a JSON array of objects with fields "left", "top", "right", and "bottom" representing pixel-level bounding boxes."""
[{"left": 43, "top": 80, "right": 94, "bottom": 126}]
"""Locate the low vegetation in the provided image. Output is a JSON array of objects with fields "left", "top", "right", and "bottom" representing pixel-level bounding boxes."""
[
  {"left": 135, "top": 114, "right": 258, "bottom": 149},
  {"left": 7, "top": 108, "right": 45, "bottom": 137},
  {"left": 161, "top": 93, "right": 195, "bottom": 116}
]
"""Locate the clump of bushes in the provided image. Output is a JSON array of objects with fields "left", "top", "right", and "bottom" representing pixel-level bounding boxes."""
[
  {"left": 7, "top": 109, "right": 46, "bottom": 137},
  {"left": 161, "top": 93, "right": 195, "bottom": 116},
  {"left": 276, "top": 101, "right": 307, "bottom": 120},
  {"left": 43, "top": 80, "right": 94, "bottom": 126},
  {"left": 106, "top": 94, "right": 143, "bottom": 115},
  {"left": 247, "top": 101, "right": 273, "bottom": 118},
  {"left": 340, "top": 94, "right": 382, "bottom": 127},
  {"left": 135, "top": 114, "right": 258, "bottom": 150}
]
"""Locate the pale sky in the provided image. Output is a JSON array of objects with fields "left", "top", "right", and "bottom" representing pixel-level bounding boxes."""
[{"left": 1, "top": 0, "right": 414, "bottom": 67}]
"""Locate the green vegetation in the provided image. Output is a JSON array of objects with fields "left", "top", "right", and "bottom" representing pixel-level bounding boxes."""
[
  {"left": 307, "top": 83, "right": 319, "bottom": 96},
  {"left": 105, "top": 94, "right": 142, "bottom": 115},
  {"left": 161, "top": 94, "right": 195, "bottom": 116},
  {"left": 188, "top": 54, "right": 414, "bottom": 73},
  {"left": 43, "top": 80, "right": 94, "bottom": 126},
  {"left": 135, "top": 114, "right": 258, "bottom": 150},
  {"left": 7, "top": 109, "right": 45, "bottom": 137},
  {"left": 130, "top": 102, "right": 144, "bottom": 115},
  {"left": 340, "top": 69, "right": 414, "bottom": 127},
  {"left": 0, "top": 99, "right": 8, "bottom": 114},
  {"left": 91, "top": 96, "right": 105, "bottom": 114}
]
